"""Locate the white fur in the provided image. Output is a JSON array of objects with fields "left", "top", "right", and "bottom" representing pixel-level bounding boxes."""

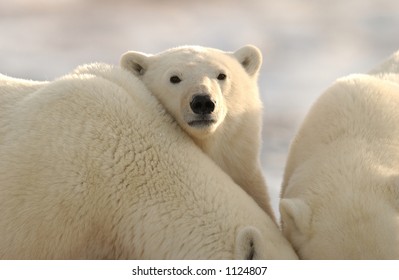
[
  {"left": 280, "top": 50, "right": 399, "bottom": 259},
  {"left": 120, "top": 45, "right": 275, "bottom": 222},
  {"left": 0, "top": 63, "right": 297, "bottom": 259}
]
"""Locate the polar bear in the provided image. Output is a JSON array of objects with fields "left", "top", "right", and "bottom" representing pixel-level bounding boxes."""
[
  {"left": 280, "top": 50, "right": 399, "bottom": 259},
  {"left": 0, "top": 63, "right": 297, "bottom": 259},
  {"left": 120, "top": 45, "right": 275, "bottom": 222}
]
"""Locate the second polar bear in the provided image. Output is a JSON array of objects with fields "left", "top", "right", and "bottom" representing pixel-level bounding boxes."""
[
  {"left": 280, "top": 50, "right": 399, "bottom": 259},
  {"left": 121, "top": 45, "right": 275, "bottom": 221}
]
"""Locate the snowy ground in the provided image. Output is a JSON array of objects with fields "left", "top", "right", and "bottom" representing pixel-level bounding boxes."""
[{"left": 1, "top": 0, "right": 398, "bottom": 217}]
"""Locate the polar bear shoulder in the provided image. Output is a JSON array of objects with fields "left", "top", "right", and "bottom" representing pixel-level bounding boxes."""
[{"left": 0, "top": 63, "right": 296, "bottom": 259}]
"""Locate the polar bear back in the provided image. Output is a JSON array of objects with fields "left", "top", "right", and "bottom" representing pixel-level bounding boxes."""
[
  {"left": 282, "top": 73, "right": 399, "bottom": 198},
  {"left": 0, "top": 64, "right": 296, "bottom": 259}
]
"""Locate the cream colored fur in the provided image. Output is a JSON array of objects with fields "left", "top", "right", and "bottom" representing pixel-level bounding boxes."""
[
  {"left": 120, "top": 45, "right": 275, "bottom": 222},
  {"left": 280, "top": 50, "right": 399, "bottom": 259},
  {"left": 0, "top": 64, "right": 297, "bottom": 259}
]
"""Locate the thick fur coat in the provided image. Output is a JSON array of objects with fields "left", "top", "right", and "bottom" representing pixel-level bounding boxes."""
[{"left": 0, "top": 64, "right": 296, "bottom": 259}]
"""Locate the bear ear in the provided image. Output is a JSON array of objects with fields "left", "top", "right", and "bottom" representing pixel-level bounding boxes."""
[
  {"left": 235, "top": 226, "right": 262, "bottom": 260},
  {"left": 120, "top": 51, "right": 151, "bottom": 77},
  {"left": 233, "top": 45, "right": 263, "bottom": 77},
  {"left": 280, "top": 198, "right": 312, "bottom": 235}
]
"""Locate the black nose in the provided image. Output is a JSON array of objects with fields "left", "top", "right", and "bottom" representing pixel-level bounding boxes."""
[{"left": 190, "top": 95, "right": 215, "bottom": 115}]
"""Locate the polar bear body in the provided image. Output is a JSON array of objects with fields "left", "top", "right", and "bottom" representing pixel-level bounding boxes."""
[
  {"left": 280, "top": 50, "right": 399, "bottom": 259},
  {"left": 0, "top": 64, "right": 296, "bottom": 259},
  {"left": 120, "top": 46, "right": 275, "bottom": 221}
]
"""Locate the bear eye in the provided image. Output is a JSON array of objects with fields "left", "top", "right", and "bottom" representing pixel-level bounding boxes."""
[
  {"left": 217, "top": 73, "right": 227, "bottom": 81},
  {"left": 170, "top": 75, "right": 182, "bottom": 84}
]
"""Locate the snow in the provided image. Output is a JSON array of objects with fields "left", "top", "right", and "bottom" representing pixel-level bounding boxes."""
[{"left": 1, "top": 0, "right": 398, "bottom": 217}]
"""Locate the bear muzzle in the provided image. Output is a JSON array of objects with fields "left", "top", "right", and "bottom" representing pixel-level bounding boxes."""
[
  {"left": 187, "top": 94, "right": 218, "bottom": 128},
  {"left": 190, "top": 94, "right": 216, "bottom": 115}
]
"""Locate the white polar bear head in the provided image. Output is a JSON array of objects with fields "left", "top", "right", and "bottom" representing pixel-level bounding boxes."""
[{"left": 120, "top": 45, "right": 262, "bottom": 139}]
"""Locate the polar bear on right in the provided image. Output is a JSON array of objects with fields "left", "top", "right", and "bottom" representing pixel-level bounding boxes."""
[
  {"left": 121, "top": 45, "right": 275, "bottom": 221},
  {"left": 280, "top": 50, "right": 399, "bottom": 259}
]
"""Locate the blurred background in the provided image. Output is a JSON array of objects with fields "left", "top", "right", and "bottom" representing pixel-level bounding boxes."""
[{"left": 1, "top": 0, "right": 398, "bottom": 216}]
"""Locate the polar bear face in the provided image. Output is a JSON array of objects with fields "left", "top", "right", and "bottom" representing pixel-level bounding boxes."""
[{"left": 120, "top": 45, "right": 262, "bottom": 139}]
